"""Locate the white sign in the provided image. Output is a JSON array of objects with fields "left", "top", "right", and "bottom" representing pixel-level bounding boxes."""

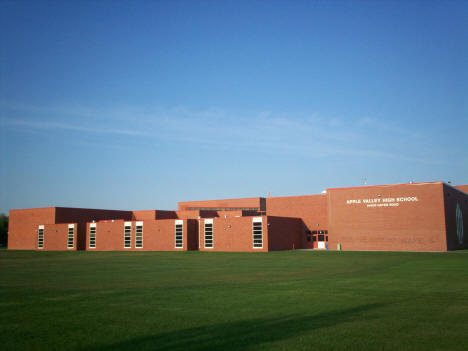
[{"left": 346, "top": 196, "right": 419, "bottom": 208}]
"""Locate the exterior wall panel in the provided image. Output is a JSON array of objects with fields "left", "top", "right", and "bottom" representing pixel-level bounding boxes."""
[
  {"left": 85, "top": 219, "right": 196, "bottom": 251},
  {"left": 8, "top": 207, "right": 56, "bottom": 250},
  {"left": 155, "top": 211, "right": 178, "bottom": 220},
  {"left": 443, "top": 184, "right": 468, "bottom": 250},
  {"left": 327, "top": 182, "right": 447, "bottom": 251},
  {"left": 186, "top": 219, "right": 199, "bottom": 250},
  {"left": 267, "top": 216, "right": 302, "bottom": 251},
  {"left": 199, "top": 216, "right": 269, "bottom": 252},
  {"left": 178, "top": 197, "right": 263, "bottom": 211},
  {"left": 455, "top": 185, "right": 468, "bottom": 194},
  {"left": 85, "top": 220, "right": 127, "bottom": 251},
  {"left": 132, "top": 210, "right": 156, "bottom": 220},
  {"left": 266, "top": 195, "right": 328, "bottom": 248},
  {"left": 55, "top": 207, "right": 132, "bottom": 223},
  {"left": 41, "top": 223, "right": 77, "bottom": 251},
  {"left": 132, "top": 210, "right": 179, "bottom": 220}
]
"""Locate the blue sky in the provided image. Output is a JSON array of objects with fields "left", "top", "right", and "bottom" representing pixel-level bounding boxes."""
[{"left": 1, "top": 0, "right": 467, "bottom": 214}]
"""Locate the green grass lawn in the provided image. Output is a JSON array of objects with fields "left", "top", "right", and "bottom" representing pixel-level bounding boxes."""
[{"left": 1, "top": 250, "right": 468, "bottom": 351}]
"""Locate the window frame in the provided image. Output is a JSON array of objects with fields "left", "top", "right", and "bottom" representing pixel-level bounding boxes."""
[
  {"left": 135, "top": 221, "right": 143, "bottom": 249},
  {"left": 175, "top": 220, "right": 184, "bottom": 248},
  {"left": 124, "top": 222, "right": 132, "bottom": 249},
  {"left": 89, "top": 223, "right": 97, "bottom": 249},
  {"left": 37, "top": 225, "right": 44, "bottom": 249},
  {"left": 252, "top": 217, "right": 263, "bottom": 249},
  {"left": 204, "top": 219, "right": 214, "bottom": 249},
  {"left": 67, "top": 224, "right": 75, "bottom": 249}
]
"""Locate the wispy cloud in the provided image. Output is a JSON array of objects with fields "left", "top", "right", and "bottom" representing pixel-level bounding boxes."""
[
  {"left": 0, "top": 101, "right": 438, "bottom": 163},
  {"left": 1, "top": 118, "right": 147, "bottom": 136}
]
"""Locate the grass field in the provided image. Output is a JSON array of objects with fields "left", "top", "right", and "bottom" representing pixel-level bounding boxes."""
[{"left": 1, "top": 250, "right": 468, "bottom": 351}]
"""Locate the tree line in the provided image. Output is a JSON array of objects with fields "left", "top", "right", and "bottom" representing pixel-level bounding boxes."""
[{"left": 0, "top": 214, "right": 8, "bottom": 247}]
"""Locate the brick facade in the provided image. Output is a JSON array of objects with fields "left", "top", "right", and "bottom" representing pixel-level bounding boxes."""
[
  {"left": 7, "top": 181, "right": 468, "bottom": 252},
  {"left": 327, "top": 182, "right": 448, "bottom": 251},
  {"left": 84, "top": 219, "right": 198, "bottom": 251}
]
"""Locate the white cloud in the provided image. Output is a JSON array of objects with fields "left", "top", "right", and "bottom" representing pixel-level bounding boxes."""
[
  {"left": 0, "top": 101, "right": 437, "bottom": 163},
  {"left": 1, "top": 118, "right": 147, "bottom": 136}
]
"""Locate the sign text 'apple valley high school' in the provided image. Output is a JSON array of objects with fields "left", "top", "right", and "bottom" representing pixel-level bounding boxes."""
[{"left": 346, "top": 197, "right": 419, "bottom": 208}]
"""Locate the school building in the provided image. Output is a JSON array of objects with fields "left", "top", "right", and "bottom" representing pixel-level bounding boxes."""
[{"left": 7, "top": 181, "right": 468, "bottom": 252}]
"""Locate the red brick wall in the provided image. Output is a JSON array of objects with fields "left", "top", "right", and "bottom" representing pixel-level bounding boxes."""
[
  {"left": 131, "top": 210, "right": 179, "bottom": 220},
  {"left": 198, "top": 210, "right": 219, "bottom": 218},
  {"left": 176, "top": 210, "right": 219, "bottom": 219},
  {"left": 155, "top": 210, "right": 178, "bottom": 220},
  {"left": 132, "top": 210, "right": 156, "bottom": 220},
  {"left": 186, "top": 219, "right": 199, "bottom": 250},
  {"left": 8, "top": 207, "right": 56, "bottom": 250},
  {"left": 176, "top": 210, "right": 200, "bottom": 219},
  {"left": 443, "top": 184, "right": 468, "bottom": 250},
  {"left": 55, "top": 207, "right": 132, "bottom": 223},
  {"left": 41, "top": 223, "right": 77, "bottom": 251},
  {"left": 455, "top": 185, "right": 468, "bottom": 194},
  {"left": 327, "top": 182, "right": 447, "bottom": 251},
  {"left": 267, "top": 216, "right": 302, "bottom": 251},
  {"left": 242, "top": 210, "right": 263, "bottom": 216},
  {"left": 76, "top": 222, "right": 87, "bottom": 250},
  {"left": 85, "top": 219, "right": 196, "bottom": 251},
  {"left": 216, "top": 210, "right": 244, "bottom": 218},
  {"left": 266, "top": 195, "right": 327, "bottom": 248},
  {"left": 178, "top": 197, "right": 262, "bottom": 211},
  {"left": 139, "top": 220, "right": 185, "bottom": 251},
  {"left": 8, "top": 207, "right": 132, "bottom": 250},
  {"left": 199, "top": 216, "right": 268, "bottom": 252},
  {"left": 85, "top": 220, "right": 125, "bottom": 251}
]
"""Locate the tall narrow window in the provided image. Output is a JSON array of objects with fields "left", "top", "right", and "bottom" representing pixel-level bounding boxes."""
[
  {"left": 124, "top": 222, "right": 132, "bottom": 248},
  {"left": 135, "top": 222, "right": 143, "bottom": 248},
  {"left": 204, "top": 219, "right": 213, "bottom": 248},
  {"left": 252, "top": 217, "right": 263, "bottom": 249},
  {"left": 38, "top": 225, "right": 44, "bottom": 249},
  {"left": 89, "top": 223, "right": 97, "bottom": 249},
  {"left": 175, "top": 220, "right": 183, "bottom": 248},
  {"left": 67, "top": 224, "right": 75, "bottom": 249}
]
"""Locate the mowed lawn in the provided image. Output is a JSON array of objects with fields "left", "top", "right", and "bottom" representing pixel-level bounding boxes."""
[{"left": 1, "top": 250, "right": 468, "bottom": 351}]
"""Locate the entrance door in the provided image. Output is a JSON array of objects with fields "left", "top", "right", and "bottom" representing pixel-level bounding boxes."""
[{"left": 314, "top": 230, "right": 328, "bottom": 249}]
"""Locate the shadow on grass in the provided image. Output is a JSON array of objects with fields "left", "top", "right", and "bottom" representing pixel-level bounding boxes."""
[{"left": 81, "top": 303, "right": 387, "bottom": 351}]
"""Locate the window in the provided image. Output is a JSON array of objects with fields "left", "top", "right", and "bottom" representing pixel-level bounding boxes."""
[
  {"left": 89, "top": 224, "right": 96, "bottom": 249},
  {"left": 204, "top": 219, "right": 213, "bottom": 248},
  {"left": 175, "top": 220, "right": 183, "bottom": 248},
  {"left": 38, "top": 225, "right": 44, "bottom": 249},
  {"left": 124, "top": 222, "right": 132, "bottom": 248},
  {"left": 318, "top": 234, "right": 325, "bottom": 241},
  {"left": 135, "top": 222, "right": 143, "bottom": 248},
  {"left": 67, "top": 224, "right": 75, "bottom": 249},
  {"left": 307, "top": 236, "right": 311, "bottom": 242},
  {"left": 252, "top": 217, "right": 263, "bottom": 248}
]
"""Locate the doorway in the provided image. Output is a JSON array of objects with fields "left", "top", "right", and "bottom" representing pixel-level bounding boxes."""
[{"left": 308, "top": 230, "right": 328, "bottom": 249}]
